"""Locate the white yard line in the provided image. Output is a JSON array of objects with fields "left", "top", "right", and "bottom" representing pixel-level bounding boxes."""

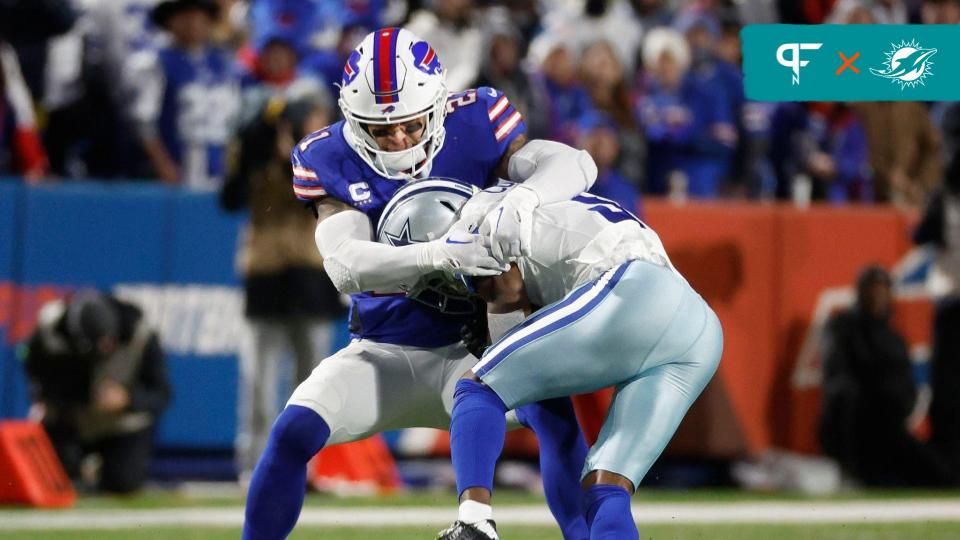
[{"left": 1, "top": 500, "right": 960, "bottom": 530}]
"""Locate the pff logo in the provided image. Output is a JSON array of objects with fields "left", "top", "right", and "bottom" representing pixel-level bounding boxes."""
[{"left": 776, "top": 42, "right": 823, "bottom": 85}]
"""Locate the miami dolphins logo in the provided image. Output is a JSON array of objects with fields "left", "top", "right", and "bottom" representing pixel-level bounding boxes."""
[{"left": 870, "top": 39, "right": 937, "bottom": 90}]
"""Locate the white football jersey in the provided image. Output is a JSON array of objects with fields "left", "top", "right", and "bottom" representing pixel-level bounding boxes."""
[{"left": 460, "top": 186, "right": 682, "bottom": 307}]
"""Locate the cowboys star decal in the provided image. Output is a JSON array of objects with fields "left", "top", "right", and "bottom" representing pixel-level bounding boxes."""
[{"left": 384, "top": 219, "right": 415, "bottom": 246}]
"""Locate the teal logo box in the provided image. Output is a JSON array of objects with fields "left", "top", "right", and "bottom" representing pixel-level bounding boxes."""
[{"left": 742, "top": 24, "right": 960, "bottom": 101}]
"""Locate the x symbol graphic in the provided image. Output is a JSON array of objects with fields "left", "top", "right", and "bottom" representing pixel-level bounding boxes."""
[{"left": 836, "top": 51, "right": 860, "bottom": 75}]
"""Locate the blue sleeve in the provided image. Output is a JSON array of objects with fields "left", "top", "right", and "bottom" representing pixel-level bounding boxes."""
[
  {"left": 442, "top": 87, "right": 526, "bottom": 185},
  {"left": 472, "top": 86, "right": 527, "bottom": 160},
  {"left": 290, "top": 128, "right": 338, "bottom": 202}
]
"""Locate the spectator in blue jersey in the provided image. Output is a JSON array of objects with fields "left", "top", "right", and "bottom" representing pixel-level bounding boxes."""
[
  {"left": 738, "top": 98, "right": 779, "bottom": 199},
  {"left": 243, "top": 27, "right": 599, "bottom": 540},
  {"left": 576, "top": 111, "right": 642, "bottom": 217},
  {"left": 714, "top": 16, "right": 779, "bottom": 199},
  {"left": 527, "top": 32, "right": 595, "bottom": 145},
  {"left": 674, "top": 8, "right": 742, "bottom": 194},
  {"left": 239, "top": 1, "right": 311, "bottom": 88},
  {"left": 675, "top": 8, "right": 744, "bottom": 115},
  {"left": 807, "top": 103, "right": 873, "bottom": 203},
  {"left": 769, "top": 102, "right": 872, "bottom": 203},
  {"left": 239, "top": 0, "right": 345, "bottom": 98},
  {"left": 768, "top": 102, "right": 809, "bottom": 200},
  {"left": 637, "top": 27, "right": 737, "bottom": 198},
  {"left": 135, "top": 0, "right": 239, "bottom": 190}
]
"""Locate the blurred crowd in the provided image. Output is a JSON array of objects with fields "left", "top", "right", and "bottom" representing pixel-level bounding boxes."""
[{"left": 1, "top": 0, "right": 959, "bottom": 209}]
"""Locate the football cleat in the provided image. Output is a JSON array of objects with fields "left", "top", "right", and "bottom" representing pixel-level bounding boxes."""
[{"left": 435, "top": 519, "right": 499, "bottom": 540}]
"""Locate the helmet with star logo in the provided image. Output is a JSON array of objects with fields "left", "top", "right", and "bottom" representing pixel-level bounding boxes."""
[{"left": 375, "top": 178, "right": 479, "bottom": 314}]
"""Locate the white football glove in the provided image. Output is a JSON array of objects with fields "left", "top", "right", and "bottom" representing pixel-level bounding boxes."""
[
  {"left": 418, "top": 229, "right": 508, "bottom": 277},
  {"left": 479, "top": 185, "right": 539, "bottom": 264}
]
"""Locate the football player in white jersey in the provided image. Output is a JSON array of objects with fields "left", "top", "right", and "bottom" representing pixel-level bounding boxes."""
[
  {"left": 243, "top": 28, "right": 598, "bottom": 540},
  {"left": 375, "top": 180, "right": 723, "bottom": 540}
]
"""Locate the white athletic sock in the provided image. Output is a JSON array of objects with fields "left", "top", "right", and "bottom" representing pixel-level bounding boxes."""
[{"left": 459, "top": 500, "right": 493, "bottom": 523}]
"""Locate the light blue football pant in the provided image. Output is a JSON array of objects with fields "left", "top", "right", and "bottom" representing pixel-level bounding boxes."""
[{"left": 472, "top": 259, "right": 723, "bottom": 488}]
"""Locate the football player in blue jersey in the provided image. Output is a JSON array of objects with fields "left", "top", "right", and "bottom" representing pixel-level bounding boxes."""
[
  {"left": 374, "top": 180, "right": 723, "bottom": 540},
  {"left": 242, "top": 28, "right": 599, "bottom": 540}
]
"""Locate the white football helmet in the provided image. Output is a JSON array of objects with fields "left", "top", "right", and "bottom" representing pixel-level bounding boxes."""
[
  {"left": 376, "top": 178, "right": 479, "bottom": 314},
  {"left": 339, "top": 27, "right": 448, "bottom": 180}
]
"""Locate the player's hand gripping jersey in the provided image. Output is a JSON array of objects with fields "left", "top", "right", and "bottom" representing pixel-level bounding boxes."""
[{"left": 290, "top": 87, "right": 524, "bottom": 347}]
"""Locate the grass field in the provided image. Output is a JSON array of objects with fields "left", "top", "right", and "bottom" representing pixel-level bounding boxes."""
[
  {"left": 2, "top": 523, "right": 960, "bottom": 540},
  {"left": 1, "top": 488, "right": 959, "bottom": 539}
]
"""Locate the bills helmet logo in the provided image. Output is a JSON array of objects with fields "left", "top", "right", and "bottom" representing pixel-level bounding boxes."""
[
  {"left": 342, "top": 50, "right": 362, "bottom": 86},
  {"left": 411, "top": 41, "right": 442, "bottom": 76}
]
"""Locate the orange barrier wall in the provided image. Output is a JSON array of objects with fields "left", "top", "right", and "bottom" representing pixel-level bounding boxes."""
[{"left": 644, "top": 200, "right": 920, "bottom": 457}]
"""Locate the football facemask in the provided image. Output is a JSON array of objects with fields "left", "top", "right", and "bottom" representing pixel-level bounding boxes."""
[{"left": 339, "top": 27, "right": 448, "bottom": 180}]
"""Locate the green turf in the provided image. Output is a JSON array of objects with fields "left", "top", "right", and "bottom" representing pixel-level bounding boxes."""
[
  {"left": 2, "top": 523, "right": 960, "bottom": 540},
  {"left": 63, "top": 487, "right": 960, "bottom": 510},
  {"left": 2, "top": 488, "right": 958, "bottom": 539}
]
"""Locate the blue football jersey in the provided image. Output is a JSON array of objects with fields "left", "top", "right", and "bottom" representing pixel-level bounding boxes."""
[
  {"left": 291, "top": 86, "right": 525, "bottom": 347},
  {"left": 157, "top": 46, "right": 238, "bottom": 189}
]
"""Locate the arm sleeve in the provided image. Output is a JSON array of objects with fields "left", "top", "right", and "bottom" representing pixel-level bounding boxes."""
[
  {"left": 506, "top": 139, "right": 598, "bottom": 206},
  {"left": 315, "top": 210, "right": 434, "bottom": 294}
]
